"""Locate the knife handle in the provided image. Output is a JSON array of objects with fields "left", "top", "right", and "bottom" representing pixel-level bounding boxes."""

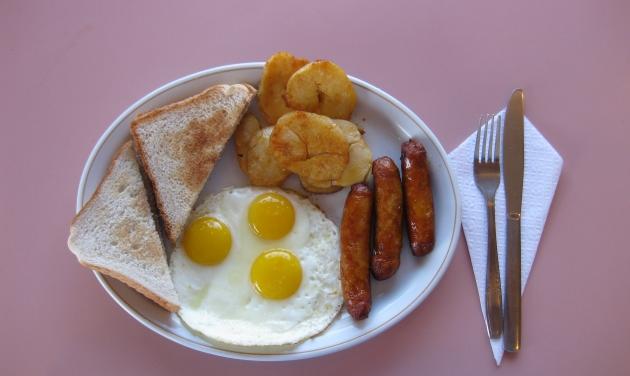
[{"left": 504, "top": 214, "right": 521, "bottom": 352}]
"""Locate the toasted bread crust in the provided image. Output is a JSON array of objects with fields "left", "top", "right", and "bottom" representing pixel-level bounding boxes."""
[
  {"left": 80, "top": 261, "right": 179, "bottom": 312},
  {"left": 132, "top": 83, "right": 256, "bottom": 126},
  {"left": 130, "top": 84, "right": 256, "bottom": 244}
]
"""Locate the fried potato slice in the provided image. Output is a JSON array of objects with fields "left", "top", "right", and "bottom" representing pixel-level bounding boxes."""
[
  {"left": 270, "top": 111, "right": 349, "bottom": 181},
  {"left": 334, "top": 119, "right": 362, "bottom": 144},
  {"left": 235, "top": 114, "right": 290, "bottom": 186},
  {"left": 299, "top": 175, "right": 342, "bottom": 194},
  {"left": 258, "top": 52, "right": 309, "bottom": 124},
  {"left": 285, "top": 60, "right": 357, "bottom": 120},
  {"left": 334, "top": 139, "right": 373, "bottom": 186},
  {"left": 331, "top": 119, "right": 373, "bottom": 187},
  {"left": 246, "top": 127, "right": 291, "bottom": 186},
  {"left": 301, "top": 137, "right": 372, "bottom": 192},
  {"left": 235, "top": 113, "right": 262, "bottom": 172}
]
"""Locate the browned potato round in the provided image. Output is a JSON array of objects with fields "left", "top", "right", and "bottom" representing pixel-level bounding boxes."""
[
  {"left": 332, "top": 119, "right": 373, "bottom": 187},
  {"left": 270, "top": 111, "right": 349, "bottom": 181},
  {"left": 235, "top": 114, "right": 290, "bottom": 186},
  {"left": 235, "top": 114, "right": 262, "bottom": 172},
  {"left": 285, "top": 60, "right": 357, "bottom": 120},
  {"left": 258, "top": 52, "right": 309, "bottom": 124},
  {"left": 335, "top": 139, "right": 373, "bottom": 186},
  {"left": 334, "top": 119, "right": 362, "bottom": 144},
  {"left": 299, "top": 175, "right": 343, "bottom": 194},
  {"left": 246, "top": 127, "right": 291, "bottom": 186}
]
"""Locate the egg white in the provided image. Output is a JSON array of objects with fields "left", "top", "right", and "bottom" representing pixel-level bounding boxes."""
[{"left": 170, "top": 187, "right": 343, "bottom": 347}]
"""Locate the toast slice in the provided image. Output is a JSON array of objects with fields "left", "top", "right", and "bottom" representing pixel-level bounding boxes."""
[
  {"left": 131, "top": 84, "right": 256, "bottom": 244},
  {"left": 68, "top": 141, "right": 179, "bottom": 312}
]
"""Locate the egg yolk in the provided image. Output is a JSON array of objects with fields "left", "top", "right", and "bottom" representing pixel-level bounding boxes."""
[
  {"left": 248, "top": 192, "right": 295, "bottom": 240},
  {"left": 250, "top": 249, "right": 302, "bottom": 299},
  {"left": 182, "top": 216, "right": 231, "bottom": 265}
]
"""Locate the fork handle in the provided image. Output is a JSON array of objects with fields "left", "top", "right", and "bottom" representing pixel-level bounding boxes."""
[{"left": 485, "top": 199, "right": 503, "bottom": 339}]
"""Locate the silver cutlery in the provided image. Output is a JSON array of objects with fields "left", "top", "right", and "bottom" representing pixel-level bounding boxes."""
[
  {"left": 474, "top": 113, "right": 503, "bottom": 339},
  {"left": 503, "top": 89, "right": 525, "bottom": 352}
]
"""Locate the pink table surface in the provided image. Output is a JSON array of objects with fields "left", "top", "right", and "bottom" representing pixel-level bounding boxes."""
[{"left": 2, "top": 0, "right": 629, "bottom": 374}]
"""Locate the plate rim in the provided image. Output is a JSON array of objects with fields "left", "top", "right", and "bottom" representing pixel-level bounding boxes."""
[{"left": 75, "top": 62, "right": 462, "bottom": 361}]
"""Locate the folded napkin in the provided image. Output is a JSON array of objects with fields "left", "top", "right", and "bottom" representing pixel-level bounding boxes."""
[{"left": 449, "top": 110, "right": 563, "bottom": 365}]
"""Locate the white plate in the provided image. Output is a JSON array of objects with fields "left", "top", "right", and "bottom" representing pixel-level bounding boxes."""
[{"left": 75, "top": 63, "right": 461, "bottom": 361}]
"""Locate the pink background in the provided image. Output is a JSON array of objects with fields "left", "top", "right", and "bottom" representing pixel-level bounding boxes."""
[{"left": 2, "top": 0, "right": 629, "bottom": 374}]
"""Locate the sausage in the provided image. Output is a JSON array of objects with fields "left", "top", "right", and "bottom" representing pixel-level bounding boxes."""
[
  {"left": 340, "top": 183, "right": 372, "bottom": 320},
  {"left": 401, "top": 140, "right": 435, "bottom": 256},
  {"left": 371, "top": 157, "right": 403, "bottom": 280}
]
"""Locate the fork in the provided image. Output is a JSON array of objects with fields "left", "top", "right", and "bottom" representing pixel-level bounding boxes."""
[{"left": 474, "top": 113, "right": 503, "bottom": 339}]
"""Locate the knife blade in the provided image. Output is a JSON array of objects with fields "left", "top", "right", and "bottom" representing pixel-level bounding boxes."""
[{"left": 503, "top": 89, "right": 524, "bottom": 352}]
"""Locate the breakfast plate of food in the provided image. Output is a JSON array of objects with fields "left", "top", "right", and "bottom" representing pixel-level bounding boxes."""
[{"left": 68, "top": 52, "right": 461, "bottom": 361}]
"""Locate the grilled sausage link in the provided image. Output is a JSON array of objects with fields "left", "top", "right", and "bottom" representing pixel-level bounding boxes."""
[
  {"left": 371, "top": 157, "right": 403, "bottom": 280},
  {"left": 401, "top": 140, "right": 435, "bottom": 256},
  {"left": 340, "top": 183, "right": 373, "bottom": 320}
]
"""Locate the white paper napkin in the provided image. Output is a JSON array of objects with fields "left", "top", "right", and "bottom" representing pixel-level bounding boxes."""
[{"left": 448, "top": 109, "right": 563, "bottom": 365}]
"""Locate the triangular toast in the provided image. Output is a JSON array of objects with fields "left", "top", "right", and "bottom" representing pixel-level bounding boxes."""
[
  {"left": 68, "top": 141, "right": 179, "bottom": 312},
  {"left": 131, "top": 84, "right": 256, "bottom": 243}
]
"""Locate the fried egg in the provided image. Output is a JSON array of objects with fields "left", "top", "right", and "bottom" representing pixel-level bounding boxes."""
[{"left": 170, "top": 187, "right": 342, "bottom": 347}]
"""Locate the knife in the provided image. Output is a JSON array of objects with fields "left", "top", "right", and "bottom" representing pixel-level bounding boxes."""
[{"left": 503, "top": 89, "right": 524, "bottom": 352}]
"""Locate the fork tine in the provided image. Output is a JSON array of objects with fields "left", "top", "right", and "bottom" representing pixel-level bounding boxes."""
[
  {"left": 494, "top": 114, "right": 502, "bottom": 162},
  {"left": 481, "top": 114, "right": 489, "bottom": 162},
  {"left": 488, "top": 114, "right": 495, "bottom": 162},
  {"left": 474, "top": 115, "right": 483, "bottom": 162}
]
